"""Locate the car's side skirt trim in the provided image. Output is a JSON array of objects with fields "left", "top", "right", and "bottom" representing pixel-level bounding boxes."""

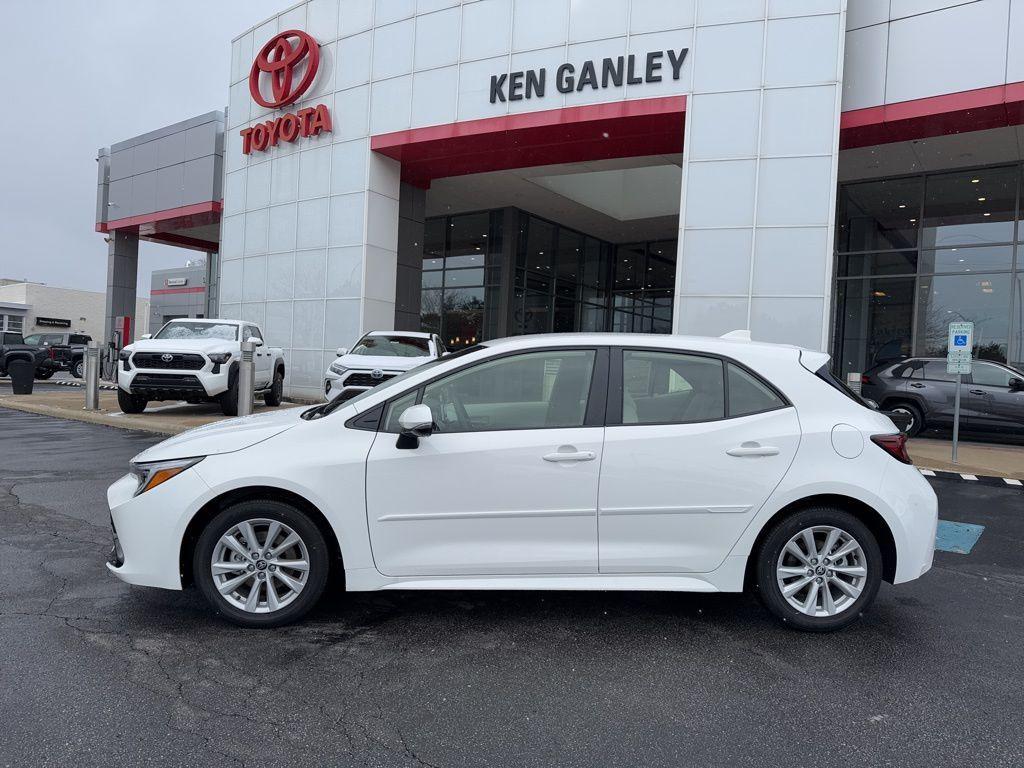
[
  {"left": 377, "top": 508, "right": 594, "bottom": 522},
  {"left": 376, "top": 575, "right": 719, "bottom": 592},
  {"left": 600, "top": 505, "right": 752, "bottom": 516}
]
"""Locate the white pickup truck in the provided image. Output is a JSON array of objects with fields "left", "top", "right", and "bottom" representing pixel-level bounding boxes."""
[{"left": 116, "top": 318, "right": 285, "bottom": 416}]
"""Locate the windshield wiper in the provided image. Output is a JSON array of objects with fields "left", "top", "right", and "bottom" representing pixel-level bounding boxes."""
[{"left": 301, "top": 396, "right": 349, "bottom": 420}]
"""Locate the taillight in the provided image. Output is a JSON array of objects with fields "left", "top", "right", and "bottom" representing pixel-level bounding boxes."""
[
  {"left": 48, "top": 348, "right": 55, "bottom": 360},
  {"left": 870, "top": 433, "right": 912, "bottom": 464},
  {"left": 861, "top": 374, "right": 870, "bottom": 385}
]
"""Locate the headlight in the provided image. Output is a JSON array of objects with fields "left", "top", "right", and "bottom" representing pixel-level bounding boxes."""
[
  {"left": 118, "top": 349, "right": 131, "bottom": 361},
  {"left": 209, "top": 352, "right": 232, "bottom": 365},
  {"left": 129, "top": 457, "right": 203, "bottom": 496},
  {"left": 329, "top": 362, "right": 348, "bottom": 375}
]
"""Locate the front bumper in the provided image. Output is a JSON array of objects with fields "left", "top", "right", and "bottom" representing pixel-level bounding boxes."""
[
  {"left": 106, "top": 468, "right": 212, "bottom": 590},
  {"left": 324, "top": 368, "right": 400, "bottom": 401},
  {"left": 118, "top": 364, "right": 230, "bottom": 399}
]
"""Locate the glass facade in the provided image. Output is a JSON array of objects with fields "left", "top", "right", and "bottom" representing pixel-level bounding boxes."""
[
  {"left": 422, "top": 209, "right": 677, "bottom": 345},
  {"left": 834, "top": 166, "right": 1024, "bottom": 376}
]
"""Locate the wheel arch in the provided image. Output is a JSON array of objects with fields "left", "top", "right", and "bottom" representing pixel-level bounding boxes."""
[
  {"left": 744, "top": 493, "right": 898, "bottom": 588},
  {"left": 179, "top": 485, "right": 344, "bottom": 589}
]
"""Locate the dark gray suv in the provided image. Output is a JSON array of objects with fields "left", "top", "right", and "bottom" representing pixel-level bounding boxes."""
[{"left": 861, "top": 358, "right": 1024, "bottom": 438}]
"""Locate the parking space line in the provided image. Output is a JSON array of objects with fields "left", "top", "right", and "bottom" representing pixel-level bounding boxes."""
[
  {"left": 935, "top": 520, "right": 985, "bottom": 554},
  {"left": 919, "top": 469, "right": 936, "bottom": 476},
  {"left": 1005, "top": 479, "right": 1023, "bottom": 487},
  {"left": 959, "top": 474, "right": 978, "bottom": 481}
]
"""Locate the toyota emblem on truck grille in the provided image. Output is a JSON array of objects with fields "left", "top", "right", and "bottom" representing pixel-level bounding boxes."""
[
  {"left": 161, "top": 354, "right": 174, "bottom": 362},
  {"left": 371, "top": 369, "right": 384, "bottom": 380}
]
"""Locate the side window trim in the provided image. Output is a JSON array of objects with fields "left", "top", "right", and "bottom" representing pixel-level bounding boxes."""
[
  {"left": 377, "top": 346, "right": 609, "bottom": 433},
  {"left": 608, "top": 346, "right": 791, "bottom": 427}
]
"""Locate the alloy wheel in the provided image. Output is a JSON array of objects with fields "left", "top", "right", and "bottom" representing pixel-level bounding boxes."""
[
  {"left": 890, "top": 406, "right": 916, "bottom": 434},
  {"left": 211, "top": 518, "right": 310, "bottom": 613},
  {"left": 775, "top": 525, "right": 867, "bottom": 617}
]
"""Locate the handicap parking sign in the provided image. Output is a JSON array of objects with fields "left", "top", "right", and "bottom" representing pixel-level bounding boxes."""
[{"left": 953, "top": 334, "right": 968, "bottom": 347}]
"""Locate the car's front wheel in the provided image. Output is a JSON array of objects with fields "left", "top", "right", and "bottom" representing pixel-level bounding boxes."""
[
  {"left": 72, "top": 359, "right": 84, "bottom": 379},
  {"left": 117, "top": 388, "right": 147, "bottom": 414},
  {"left": 34, "top": 368, "right": 54, "bottom": 380},
  {"left": 755, "top": 507, "right": 882, "bottom": 632},
  {"left": 263, "top": 367, "right": 284, "bottom": 407},
  {"left": 194, "top": 500, "right": 329, "bottom": 628}
]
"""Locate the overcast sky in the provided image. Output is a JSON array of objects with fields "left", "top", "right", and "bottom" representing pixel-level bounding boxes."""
[{"left": 0, "top": 0, "right": 285, "bottom": 296}]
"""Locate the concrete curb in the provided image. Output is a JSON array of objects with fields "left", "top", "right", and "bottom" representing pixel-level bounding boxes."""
[{"left": 0, "top": 399, "right": 184, "bottom": 436}]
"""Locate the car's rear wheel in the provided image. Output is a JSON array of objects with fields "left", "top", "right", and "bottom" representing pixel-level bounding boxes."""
[
  {"left": 755, "top": 507, "right": 882, "bottom": 632},
  {"left": 194, "top": 500, "right": 329, "bottom": 628},
  {"left": 117, "top": 388, "right": 147, "bottom": 414},
  {"left": 34, "top": 368, "right": 54, "bottom": 380},
  {"left": 72, "top": 359, "right": 84, "bottom": 379},
  {"left": 264, "top": 367, "right": 284, "bottom": 407},
  {"left": 888, "top": 402, "right": 922, "bottom": 437}
]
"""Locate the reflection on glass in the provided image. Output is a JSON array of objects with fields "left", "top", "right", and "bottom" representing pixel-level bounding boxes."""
[
  {"left": 839, "top": 251, "right": 917, "bottom": 277},
  {"left": 915, "top": 274, "right": 1010, "bottom": 362},
  {"left": 443, "top": 287, "right": 485, "bottom": 348},
  {"left": 524, "top": 218, "right": 555, "bottom": 274},
  {"left": 444, "top": 268, "right": 484, "bottom": 288},
  {"left": 421, "top": 270, "right": 442, "bottom": 289},
  {"left": 836, "top": 177, "right": 922, "bottom": 252},
  {"left": 833, "top": 278, "right": 915, "bottom": 377},
  {"left": 556, "top": 229, "right": 583, "bottom": 281},
  {"left": 921, "top": 167, "right": 1016, "bottom": 247},
  {"left": 920, "top": 246, "right": 1013, "bottom": 274}
]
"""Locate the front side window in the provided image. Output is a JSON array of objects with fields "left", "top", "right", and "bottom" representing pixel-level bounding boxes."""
[
  {"left": 155, "top": 322, "right": 238, "bottom": 341},
  {"left": 622, "top": 351, "right": 725, "bottom": 424},
  {"left": 351, "top": 335, "right": 430, "bottom": 357},
  {"left": 970, "top": 362, "right": 1017, "bottom": 388},
  {"left": 419, "top": 349, "right": 596, "bottom": 433}
]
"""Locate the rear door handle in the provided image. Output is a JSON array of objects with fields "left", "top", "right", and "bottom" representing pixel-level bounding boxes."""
[
  {"left": 969, "top": 389, "right": 985, "bottom": 395},
  {"left": 910, "top": 383, "right": 925, "bottom": 388},
  {"left": 543, "top": 450, "right": 596, "bottom": 462},
  {"left": 727, "top": 444, "right": 780, "bottom": 458}
]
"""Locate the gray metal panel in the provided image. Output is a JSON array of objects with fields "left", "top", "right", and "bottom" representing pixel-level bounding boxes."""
[
  {"left": 211, "top": 154, "right": 224, "bottom": 201},
  {"left": 109, "top": 110, "right": 225, "bottom": 153},
  {"left": 183, "top": 155, "right": 218, "bottom": 203},
  {"left": 133, "top": 140, "right": 160, "bottom": 176},
  {"left": 108, "top": 178, "right": 133, "bottom": 219},
  {"left": 184, "top": 121, "right": 219, "bottom": 161},
  {"left": 156, "top": 130, "right": 187, "bottom": 169},
  {"left": 155, "top": 164, "right": 185, "bottom": 212},
  {"left": 129, "top": 170, "right": 158, "bottom": 217},
  {"left": 109, "top": 149, "right": 133, "bottom": 182}
]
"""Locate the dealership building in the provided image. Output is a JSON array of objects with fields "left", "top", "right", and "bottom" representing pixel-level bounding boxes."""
[{"left": 95, "top": 0, "right": 1024, "bottom": 399}]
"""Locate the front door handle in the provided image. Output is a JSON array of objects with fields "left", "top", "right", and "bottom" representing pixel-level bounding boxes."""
[
  {"left": 910, "top": 383, "right": 925, "bottom": 388},
  {"left": 969, "top": 389, "right": 985, "bottom": 395},
  {"left": 727, "top": 444, "right": 780, "bottom": 458},
  {"left": 543, "top": 449, "right": 596, "bottom": 462}
]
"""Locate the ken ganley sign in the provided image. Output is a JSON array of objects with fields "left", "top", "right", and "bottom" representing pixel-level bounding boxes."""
[
  {"left": 490, "top": 48, "right": 688, "bottom": 103},
  {"left": 241, "top": 30, "right": 332, "bottom": 154}
]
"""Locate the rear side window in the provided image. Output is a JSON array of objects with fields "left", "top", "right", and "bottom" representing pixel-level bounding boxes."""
[
  {"left": 622, "top": 351, "right": 725, "bottom": 424},
  {"left": 922, "top": 361, "right": 956, "bottom": 382},
  {"left": 728, "top": 363, "right": 786, "bottom": 417},
  {"left": 69, "top": 334, "right": 91, "bottom": 344}
]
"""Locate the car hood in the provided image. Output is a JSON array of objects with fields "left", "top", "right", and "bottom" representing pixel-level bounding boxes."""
[
  {"left": 126, "top": 338, "right": 237, "bottom": 355},
  {"left": 132, "top": 406, "right": 306, "bottom": 463},
  {"left": 335, "top": 353, "right": 431, "bottom": 371}
]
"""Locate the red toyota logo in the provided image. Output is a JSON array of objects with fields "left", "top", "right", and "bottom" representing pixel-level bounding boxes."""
[{"left": 249, "top": 30, "right": 321, "bottom": 109}]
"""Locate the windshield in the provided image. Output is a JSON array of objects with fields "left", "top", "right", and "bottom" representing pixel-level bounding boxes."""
[
  {"left": 349, "top": 335, "right": 430, "bottom": 357},
  {"left": 155, "top": 322, "right": 238, "bottom": 341}
]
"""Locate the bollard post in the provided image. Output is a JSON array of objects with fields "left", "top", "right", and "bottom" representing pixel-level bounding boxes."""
[
  {"left": 237, "top": 340, "right": 255, "bottom": 417},
  {"left": 84, "top": 341, "right": 100, "bottom": 411}
]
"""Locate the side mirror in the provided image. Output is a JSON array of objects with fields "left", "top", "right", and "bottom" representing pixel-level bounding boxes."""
[
  {"left": 1009, "top": 377, "right": 1023, "bottom": 392},
  {"left": 336, "top": 347, "right": 348, "bottom": 357},
  {"left": 247, "top": 336, "right": 264, "bottom": 347},
  {"left": 140, "top": 333, "right": 152, "bottom": 340},
  {"left": 399, "top": 404, "right": 434, "bottom": 437}
]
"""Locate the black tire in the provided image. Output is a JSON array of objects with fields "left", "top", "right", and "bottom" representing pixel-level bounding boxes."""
[
  {"left": 71, "top": 359, "right": 84, "bottom": 379},
  {"left": 888, "top": 402, "right": 923, "bottom": 437},
  {"left": 263, "top": 367, "right": 284, "bottom": 407},
  {"left": 34, "top": 368, "right": 54, "bottom": 380},
  {"left": 193, "top": 499, "right": 330, "bottom": 628},
  {"left": 117, "top": 387, "right": 148, "bottom": 414},
  {"left": 755, "top": 507, "right": 882, "bottom": 632},
  {"left": 219, "top": 372, "right": 240, "bottom": 416}
]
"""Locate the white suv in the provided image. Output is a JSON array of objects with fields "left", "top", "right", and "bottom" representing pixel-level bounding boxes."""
[
  {"left": 107, "top": 333, "right": 937, "bottom": 632},
  {"left": 324, "top": 331, "right": 444, "bottom": 401},
  {"left": 117, "top": 319, "right": 285, "bottom": 416}
]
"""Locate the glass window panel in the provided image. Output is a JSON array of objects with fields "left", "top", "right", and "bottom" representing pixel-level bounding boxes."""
[
  {"left": 383, "top": 390, "right": 419, "bottom": 434},
  {"left": 921, "top": 167, "right": 1016, "bottom": 247},
  {"left": 839, "top": 251, "right": 918, "bottom": 277},
  {"left": 622, "top": 351, "right": 725, "bottom": 424},
  {"left": 921, "top": 360, "right": 956, "bottom": 382},
  {"left": 646, "top": 242, "right": 676, "bottom": 290},
  {"left": 833, "top": 277, "right": 916, "bottom": 377},
  {"left": 421, "top": 350, "right": 596, "bottom": 432},
  {"left": 970, "top": 362, "right": 1016, "bottom": 388},
  {"left": 444, "top": 268, "right": 484, "bottom": 288},
  {"left": 582, "top": 238, "right": 607, "bottom": 289},
  {"left": 728, "top": 363, "right": 786, "bottom": 417},
  {"left": 420, "top": 289, "right": 443, "bottom": 335},
  {"left": 421, "top": 270, "right": 442, "bottom": 289},
  {"left": 920, "top": 246, "right": 1014, "bottom": 274},
  {"left": 553, "top": 296, "right": 576, "bottom": 333},
  {"left": 448, "top": 213, "right": 490, "bottom": 268},
  {"left": 580, "top": 303, "right": 607, "bottom": 332},
  {"left": 442, "top": 287, "right": 485, "bottom": 349},
  {"left": 837, "top": 177, "right": 922, "bottom": 252},
  {"left": 523, "top": 290, "right": 551, "bottom": 334},
  {"left": 423, "top": 218, "right": 445, "bottom": 267},
  {"left": 615, "top": 244, "right": 645, "bottom": 290},
  {"left": 915, "top": 274, "right": 1011, "bottom": 362},
  {"left": 524, "top": 217, "right": 555, "bottom": 275},
  {"left": 556, "top": 228, "right": 583, "bottom": 281}
]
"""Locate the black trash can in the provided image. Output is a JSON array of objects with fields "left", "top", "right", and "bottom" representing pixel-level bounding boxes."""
[{"left": 7, "top": 358, "right": 35, "bottom": 395}]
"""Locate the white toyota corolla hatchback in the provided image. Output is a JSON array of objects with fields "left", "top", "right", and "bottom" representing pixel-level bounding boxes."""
[{"left": 107, "top": 333, "right": 937, "bottom": 632}]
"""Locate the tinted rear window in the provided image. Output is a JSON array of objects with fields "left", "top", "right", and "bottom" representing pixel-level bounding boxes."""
[{"left": 816, "top": 364, "right": 866, "bottom": 405}]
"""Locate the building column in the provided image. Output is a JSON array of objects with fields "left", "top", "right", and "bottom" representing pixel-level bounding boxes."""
[
  {"left": 104, "top": 230, "right": 139, "bottom": 346},
  {"left": 394, "top": 183, "right": 426, "bottom": 332}
]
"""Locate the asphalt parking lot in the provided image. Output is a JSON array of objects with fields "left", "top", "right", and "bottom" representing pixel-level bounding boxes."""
[{"left": 1, "top": 409, "right": 1022, "bottom": 768}]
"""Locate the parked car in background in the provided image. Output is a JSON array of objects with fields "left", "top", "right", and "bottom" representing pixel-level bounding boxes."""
[
  {"left": 324, "top": 331, "right": 445, "bottom": 402},
  {"left": 861, "top": 357, "right": 1024, "bottom": 438},
  {"left": 107, "top": 332, "right": 937, "bottom": 632},
  {"left": 0, "top": 332, "right": 48, "bottom": 378},
  {"left": 23, "top": 331, "right": 92, "bottom": 379},
  {"left": 116, "top": 319, "right": 285, "bottom": 416}
]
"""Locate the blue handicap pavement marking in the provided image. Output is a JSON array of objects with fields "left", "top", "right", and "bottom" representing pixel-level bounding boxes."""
[{"left": 935, "top": 520, "right": 985, "bottom": 554}]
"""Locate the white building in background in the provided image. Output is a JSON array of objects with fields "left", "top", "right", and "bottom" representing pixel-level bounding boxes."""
[
  {"left": 97, "top": 1, "right": 1024, "bottom": 400},
  {"left": 0, "top": 280, "right": 148, "bottom": 341}
]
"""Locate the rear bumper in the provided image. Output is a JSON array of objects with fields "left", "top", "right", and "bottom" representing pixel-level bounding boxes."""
[{"left": 882, "top": 462, "right": 939, "bottom": 584}]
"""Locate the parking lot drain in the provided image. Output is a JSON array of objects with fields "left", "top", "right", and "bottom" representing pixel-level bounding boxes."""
[{"left": 935, "top": 521, "right": 985, "bottom": 555}]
